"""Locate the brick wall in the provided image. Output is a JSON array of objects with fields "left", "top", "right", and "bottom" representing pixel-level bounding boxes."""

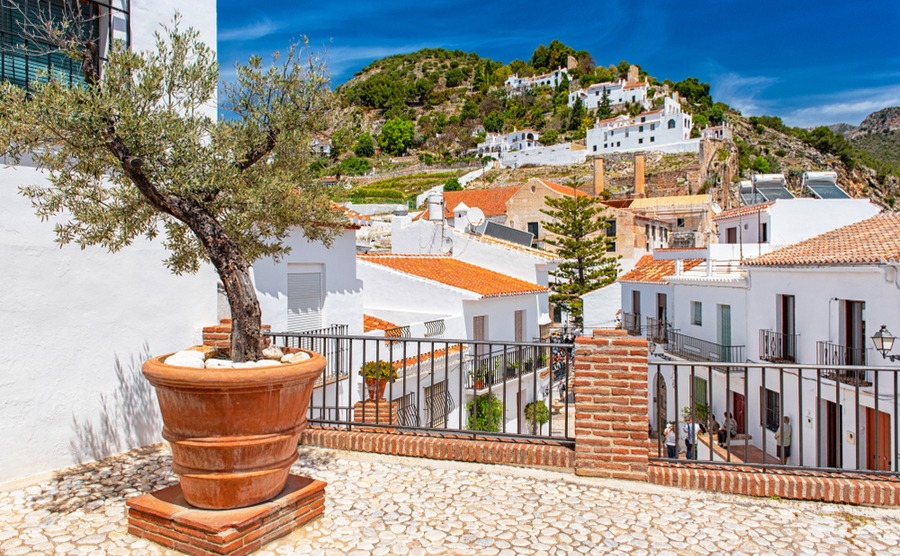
[
  {"left": 302, "top": 429, "right": 574, "bottom": 470},
  {"left": 201, "top": 319, "right": 271, "bottom": 352},
  {"left": 573, "top": 329, "right": 651, "bottom": 481}
]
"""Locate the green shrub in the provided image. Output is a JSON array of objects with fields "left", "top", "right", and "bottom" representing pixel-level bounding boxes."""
[
  {"left": 358, "top": 360, "right": 398, "bottom": 382},
  {"left": 466, "top": 394, "right": 503, "bottom": 432},
  {"left": 524, "top": 400, "right": 549, "bottom": 433}
]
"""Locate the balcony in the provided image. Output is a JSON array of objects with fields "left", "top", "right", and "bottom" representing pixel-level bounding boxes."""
[
  {"left": 816, "top": 341, "right": 870, "bottom": 386},
  {"left": 646, "top": 317, "right": 669, "bottom": 344},
  {"left": 623, "top": 312, "right": 642, "bottom": 336},
  {"left": 759, "top": 329, "right": 798, "bottom": 363},
  {"left": 665, "top": 329, "right": 745, "bottom": 364}
]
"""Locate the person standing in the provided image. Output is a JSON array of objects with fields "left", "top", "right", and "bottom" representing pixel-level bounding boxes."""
[
  {"left": 774, "top": 416, "right": 792, "bottom": 463},
  {"left": 683, "top": 417, "right": 698, "bottom": 460},
  {"left": 664, "top": 422, "right": 678, "bottom": 459}
]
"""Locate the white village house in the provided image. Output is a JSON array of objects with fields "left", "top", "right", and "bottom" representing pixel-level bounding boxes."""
[
  {"left": 586, "top": 97, "right": 695, "bottom": 155},
  {"left": 0, "top": 0, "right": 218, "bottom": 486},
  {"left": 619, "top": 198, "right": 896, "bottom": 470},
  {"left": 477, "top": 129, "right": 541, "bottom": 156},
  {"left": 505, "top": 67, "right": 568, "bottom": 93},
  {"left": 568, "top": 80, "right": 650, "bottom": 110}
]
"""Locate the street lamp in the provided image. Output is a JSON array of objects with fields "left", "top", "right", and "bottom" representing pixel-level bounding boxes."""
[{"left": 871, "top": 325, "right": 900, "bottom": 362}]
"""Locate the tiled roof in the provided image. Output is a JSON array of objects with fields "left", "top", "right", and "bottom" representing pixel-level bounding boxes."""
[
  {"left": 746, "top": 212, "right": 900, "bottom": 267},
  {"left": 363, "top": 314, "right": 398, "bottom": 332},
  {"left": 539, "top": 179, "right": 592, "bottom": 198},
  {"left": 713, "top": 202, "right": 775, "bottom": 221},
  {"left": 618, "top": 255, "right": 704, "bottom": 283},
  {"left": 622, "top": 81, "right": 648, "bottom": 89},
  {"left": 393, "top": 344, "right": 468, "bottom": 371},
  {"left": 629, "top": 195, "right": 710, "bottom": 210},
  {"left": 358, "top": 254, "right": 547, "bottom": 297},
  {"left": 440, "top": 186, "right": 520, "bottom": 218}
]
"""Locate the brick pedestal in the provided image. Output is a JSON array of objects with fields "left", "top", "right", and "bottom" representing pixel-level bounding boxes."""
[
  {"left": 127, "top": 475, "right": 326, "bottom": 556},
  {"left": 202, "top": 319, "right": 272, "bottom": 353},
  {"left": 574, "top": 329, "right": 651, "bottom": 481},
  {"left": 353, "top": 399, "right": 398, "bottom": 431}
]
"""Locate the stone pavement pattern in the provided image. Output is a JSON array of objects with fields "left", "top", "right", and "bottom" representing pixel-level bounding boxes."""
[{"left": 2, "top": 444, "right": 900, "bottom": 555}]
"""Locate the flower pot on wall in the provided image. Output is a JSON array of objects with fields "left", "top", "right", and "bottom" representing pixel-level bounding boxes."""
[
  {"left": 365, "top": 378, "right": 388, "bottom": 400},
  {"left": 141, "top": 349, "right": 325, "bottom": 510}
]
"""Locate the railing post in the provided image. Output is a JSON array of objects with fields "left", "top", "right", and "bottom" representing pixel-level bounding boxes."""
[{"left": 574, "top": 329, "right": 650, "bottom": 481}]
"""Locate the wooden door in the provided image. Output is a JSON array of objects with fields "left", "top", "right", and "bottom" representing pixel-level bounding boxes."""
[
  {"left": 733, "top": 392, "right": 746, "bottom": 435},
  {"left": 825, "top": 401, "right": 842, "bottom": 468},
  {"left": 866, "top": 408, "right": 891, "bottom": 471}
]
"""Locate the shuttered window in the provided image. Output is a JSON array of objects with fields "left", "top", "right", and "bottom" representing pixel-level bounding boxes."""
[
  {"left": 287, "top": 272, "right": 323, "bottom": 332},
  {"left": 514, "top": 310, "right": 525, "bottom": 342}
]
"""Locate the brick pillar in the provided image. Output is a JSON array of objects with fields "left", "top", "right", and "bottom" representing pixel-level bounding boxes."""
[
  {"left": 353, "top": 400, "right": 398, "bottom": 432},
  {"left": 634, "top": 153, "right": 646, "bottom": 198},
  {"left": 201, "top": 318, "right": 272, "bottom": 354},
  {"left": 574, "top": 329, "right": 650, "bottom": 481},
  {"left": 592, "top": 156, "right": 605, "bottom": 196}
]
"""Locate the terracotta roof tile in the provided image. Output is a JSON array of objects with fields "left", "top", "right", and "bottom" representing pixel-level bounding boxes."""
[
  {"left": 622, "top": 81, "right": 648, "bottom": 89},
  {"left": 363, "top": 314, "right": 398, "bottom": 332},
  {"left": 539, "top": 179, "right": 591, "bottom": 198},
  {"left": 746, "top": 212, "right": 900, "bottom": 267},
  {"left": 440, "top": 186, "right": 520, "bottom": 218},
  {"left": 393, "top": 344, "right": 467, "bottom": 371},
  {"left": 359, "top": 254, "right": 547, "bottom": 297},
  {"left": 713, "top": 202, "right": 775, "bottom": 221},
  {"left": 619, "top": 255, "right": 704, "bottom": 283}
]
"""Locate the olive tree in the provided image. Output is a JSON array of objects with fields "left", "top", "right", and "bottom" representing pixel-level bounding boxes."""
[{"left": 0, "top": 14, "right": 345, "bottom": 362}]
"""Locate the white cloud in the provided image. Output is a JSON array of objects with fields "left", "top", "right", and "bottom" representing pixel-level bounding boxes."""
[
  {"left": 710, "top": 72, "right": 777, "bottom": 115},
  {"left": 219, "top": 19, "right": 284, "bottom": 42},
  {"left": 783, "top": 84, "right": 900, "bottom": 127}
]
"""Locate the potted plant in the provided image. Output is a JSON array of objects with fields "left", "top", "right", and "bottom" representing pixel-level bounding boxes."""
[
  {"left": 359, "top": 360, "right": 398, "bottom": 400},
  {"left": 524, "top": 400, "right": 550, "bottom": 435},
  {"left": 0, "top": 17, "right": 345, "bottom": 509},
  {"left": 473, "top": 365, "right": 488, "bottom": 389},
  {"left": 506, "top": 361, "right": 520, "bottom": 378},
  {"left": 465, "top": 394, "right": 504, "bottom": 432}
]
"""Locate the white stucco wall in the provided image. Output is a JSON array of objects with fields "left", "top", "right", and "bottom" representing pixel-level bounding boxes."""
[
  {"left": 581, "top": 282, "right": 622, "bottom": 330},
  {"left": 499, "top": 144, "right": 588, "bottom": 168},
  {"left": 0, "top": 167, "right": 217, "bottom": 486},
  {"left": 252, "top": 229, "right": 364, "bottom": 334}
]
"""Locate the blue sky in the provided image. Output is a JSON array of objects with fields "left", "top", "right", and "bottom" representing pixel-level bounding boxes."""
[{"left": 217, "top": 1, "right": 900, "bottom": 128}]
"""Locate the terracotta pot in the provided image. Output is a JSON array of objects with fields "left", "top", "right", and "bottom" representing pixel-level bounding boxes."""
[
  {"left": 365, "top": 378, "right": 388, "bottom": 400},
  {"left": 142, "top": 350, "right": 325, "bottom": 510}
]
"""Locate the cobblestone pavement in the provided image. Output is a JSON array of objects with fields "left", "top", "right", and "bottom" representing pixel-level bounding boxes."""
[{"left": 2, "top": 444, "right": 900, "bottom": 555}]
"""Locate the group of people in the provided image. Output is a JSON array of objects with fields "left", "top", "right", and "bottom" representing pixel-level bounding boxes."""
[{"left": 663, "top": 413, "right": 792, "bottom": 462}]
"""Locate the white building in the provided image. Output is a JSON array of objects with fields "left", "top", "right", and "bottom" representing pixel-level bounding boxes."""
[
  {"left": 477, "top": 129, "right": 541, "bottom": 156},
  {"left": 586, "top": 97, "right": 695, "bottom": 155},
  {"left": 505, "top": 67, "right": 568, "bottom": 93},
  {"left": 623, "top": 204, "right": 899, "bottom": 471},
  {"left": 568, "top": 80, "right": 649, "bottom": 110},
  {"left": 357, "top": 254, "right": 553, "bottom": 433},
  {"left": 0, "top": 1, "right": 218, "bottom": 486}
]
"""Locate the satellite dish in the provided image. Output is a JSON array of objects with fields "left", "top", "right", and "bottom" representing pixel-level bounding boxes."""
[
  {"left": 440, "top": 236, "right": 454, "bottom": 254},
  {"left": 467, "top": 207, "right": 485, "bottom": 228}
]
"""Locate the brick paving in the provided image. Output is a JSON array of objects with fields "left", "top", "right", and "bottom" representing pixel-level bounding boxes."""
[{"left": 2, "top": 443, "right": 900, "bottom": 555}]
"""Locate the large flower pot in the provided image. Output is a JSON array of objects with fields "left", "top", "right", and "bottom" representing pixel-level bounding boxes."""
[{"left": 141, "top": 350, "right": 325, "bottom": 510}]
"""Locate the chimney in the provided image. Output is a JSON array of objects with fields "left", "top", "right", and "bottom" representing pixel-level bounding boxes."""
[
  {"left": 634, "top": 153, "right": 646, "bottom": 198},
  {"left": 593, "top": 156, "right": 605, "bottom": 196}
]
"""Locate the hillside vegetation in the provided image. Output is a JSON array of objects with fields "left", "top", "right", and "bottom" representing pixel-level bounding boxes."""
[{"left": 320, "top": 41, "right": 898, "bottom": 207}]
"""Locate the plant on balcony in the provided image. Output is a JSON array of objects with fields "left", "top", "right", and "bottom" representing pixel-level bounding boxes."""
[
  {"left": 505, "top": 361, "right": 520, "bottom": 378},
  {"left": 524, "top": 400, "right": 549, "bottom": 434},
  {"left": 465, "top": 393, "right": 504, "bottom": 432},
  {"left": 359, "top": 360, "right": 398, "bottom": 400}
]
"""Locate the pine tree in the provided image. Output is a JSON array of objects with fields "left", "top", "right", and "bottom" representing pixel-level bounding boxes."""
[
  {"left": 541, "top": 186, "right": 619, "bottom": 327},
  {"left": 597, "top": 88, "right": 613, "bottom": 120}
]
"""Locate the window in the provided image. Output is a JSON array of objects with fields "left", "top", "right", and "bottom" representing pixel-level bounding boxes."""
[
  {"left": 692, "top": 301, "right": 702, "bottom": 325},
  {"left": 1, "top": 1, "right": 130, "bottom": 91},
  {"left": 726, "top": 227, "right": 738, "bottom": 244},
  {"left": 762, "top": 388, "right": 780, "bottom": 432},
  {"left": 425, "top": 381, "right": 453, "bottom": 428},
  {"left": 650, "top": 123, "right": 656, "bottom": 131},
  {"left": 396, "top": 393, "right": 417, "bottom": 427},
  {"left": 603, "top": 143, "right": 607, "bottom": 149},
  {"left": 607, "top": 219, "right": 617, "bottom": 252},
  {"left": 760, "top": 222, "right": 768, "bottom": 242},
  {"left": 650, "top": 136, "right": 655, "bottom": 142},
  {"left": 638, "top": 138, "right": 643, "bottom": 144},
  {"left": 616, "top": 141, "right": 621, "bottom": 147},
  {"left": 639, "top": 125, "right": 644, "bottom": 132},
  {"left": 668, "top": 119, "right": 676, "bottom": 129},
  {"left": 641, "top": 117, "right": 646, "bottom": 123},
  {"left": 592, "top": 145, "right": 597, "bottom": 152},
  {"left": 287, "top": 269, "right": 323, "bottom": 332},
  {"left": 527, "top": 221, "right": 539, "bottom": 240}
]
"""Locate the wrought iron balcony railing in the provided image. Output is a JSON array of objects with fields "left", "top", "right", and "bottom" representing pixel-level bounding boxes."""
[
  {"left": 759, "top": 329, "right": 798, "bottom": 363},
  {"left": 816, "top": 341, "right": 870, "bottom": 386},
  {"left": 666, "top": 329, "right": 744, "bottom": 364},
  {"left": 623, "top": 312, "right": 641, "bottom": 336}
]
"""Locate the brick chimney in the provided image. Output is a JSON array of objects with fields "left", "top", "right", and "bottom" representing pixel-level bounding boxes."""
[
  {"left": 634, "top": 153, "right": 646, "bottom": 198},
  {"left": 593, "top": 156, "right": 605, "bottom": 196}
]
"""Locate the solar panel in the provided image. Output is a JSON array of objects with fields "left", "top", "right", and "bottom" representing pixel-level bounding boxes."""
[
  {"left": 740, "top": 186, "right": 767, "bottom": 205},
  {"left": 756, "top": 185, "right": 794, "bottom": 200},
  {"left": 806, "top": 181, "right": 850, "bottom": 199},
  {"left": 483, "top": 221, "right": 534, "bottom": 247}
]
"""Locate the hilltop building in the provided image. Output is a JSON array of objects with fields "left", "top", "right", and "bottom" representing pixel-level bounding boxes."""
[
  {"left": 586, "top": 97, "right": 695, "bottom": 154},
  {"left": 504, "top": 67, "right": 568, "bottom": 93},
  {"left": 568, "top": 80, "right": 650, "bottom": 111}
]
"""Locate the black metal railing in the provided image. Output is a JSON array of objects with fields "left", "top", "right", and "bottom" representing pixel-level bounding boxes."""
[
  {"left": 666, "top": 329, "right": 745, "bottom": 363},
  {"left": 266, "top": 331, "right": 574, "bottom": 445},
  {"left": 267, "top": 325, "right": 349, "bottom": 385},
  {"left": 817, "top": 341, "right": 870, "bottom": 386},
  {"left": 384, "top": 325, "right": 411, "bottom": 339},
  {"left": 424, "top": 319, "right": 446, "bottom": 338},
  {"left": 759, "top": 329, "right": 798, "bottom": 363},
  {"left": 646, "top": 317, "right": 669, "bottom": 344},
  {"left": 650, "top": 360, "right": 900, "bottom": 475},
  {"left": 623, "top": 312, "right": 641, "bottom": 336}
]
